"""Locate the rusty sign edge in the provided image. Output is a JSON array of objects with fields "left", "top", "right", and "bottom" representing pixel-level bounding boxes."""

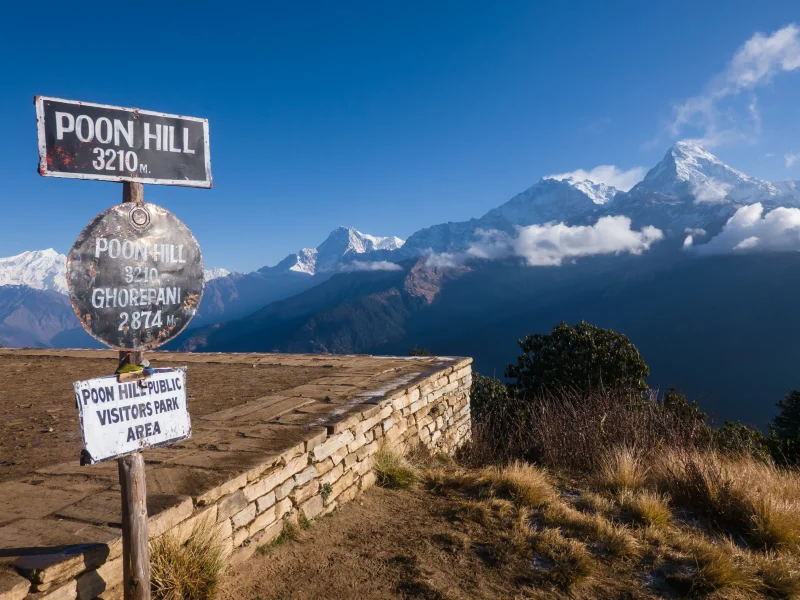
[
  {"left": 34, "top": 95, "right": 213, "bottom": 188},
  {"left": 66, "top": 203, "right": 205, "bottom": 351}
]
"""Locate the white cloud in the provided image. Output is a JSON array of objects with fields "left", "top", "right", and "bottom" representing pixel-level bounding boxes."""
[
  {"left": 785, "top": 153, "right": 799, "bottom": 167},
  {"left": 682, "top": 227, "right": 708, "bottom": 249},
  {"left": 544, "top": 165, "right": 646, "bottom": 192},
  {"left": 692, "top": 203, "right": 800, "bottom": 255},
  {"left": 669, "top": 24, "right": 800, "bottom": 147},
  {"left": 425, "top": 217, "right": 663, "bottom": 268},
  {"left": 424, "top": 252, "right": 462, "bottom": 268},
  {"left": 685, "top": 228, "right": 708, "bottom": 237},
  {"left": 691, "top": 179, "right": 734, "bottom": 203},
  {"left": 339, "top": 260, "right": 403, "bottom": 272}
]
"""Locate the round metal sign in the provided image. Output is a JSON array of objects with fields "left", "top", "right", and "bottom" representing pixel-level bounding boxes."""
[{"left": 67, "top": 203, "right": 204, "bottom": 350}]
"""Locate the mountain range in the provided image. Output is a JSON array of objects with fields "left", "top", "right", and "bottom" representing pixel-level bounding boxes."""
[{"left": 4, "top": 141, "right": 800, "bottom": 427}]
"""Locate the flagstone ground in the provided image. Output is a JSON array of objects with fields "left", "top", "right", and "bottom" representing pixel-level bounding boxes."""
[{"left": 0, "top": 349, "right": 471, "bottom": 600}]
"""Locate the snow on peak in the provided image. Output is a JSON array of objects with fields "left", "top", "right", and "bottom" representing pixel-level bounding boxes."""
[
  {"left": 264, "top": 227, "right": 405, "bottom": 277},
  {"left": 562, "top": 178, "right": 619, "bottom": 205},
  {"left": 288, "top": 248, "right": 318, "bottom": 275},
  {"left": 0, "top": 249, "right": 67, "bottom": 294},
  {"left": 204, "top": 268, "right": 231, "bottom": 281},
  {"left": 636, "top": 140, "right": 780, "bottom": 203},
  {"left": 481, "top": 177, "right": 618, "bottom": 229}
]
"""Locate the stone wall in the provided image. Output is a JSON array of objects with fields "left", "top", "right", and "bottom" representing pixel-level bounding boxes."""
[{"left": 1, "top": 355, "right": 471, "bottom": 600}]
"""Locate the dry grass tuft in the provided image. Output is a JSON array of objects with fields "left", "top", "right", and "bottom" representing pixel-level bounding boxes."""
[
  {"left": 456, "top": 500, "right": 493, "bottom": 526},
  {"left": 150, "top": 520, "right": 225, "bottom": 600},
  {"left": 650, "top": 451, "right": 800, "bottom": 550},
  {"left": 669, "top": 534, "right": 760, "bottom": 595},
  {"left": 482, "top": 461, "right": 556, "bottom": 508},
  {"left": 543, "top": 502, "right": 640, "bottom": 560},
  {"left": 597, "top": 446, "right": 647, "bottom": 492},
  {"left": 755, "top": 552, "right": 800, "bottom": 599},
  {"left": 748, "top": 495, "right": 800, "bottom": 552},
  {"left": 574, "top": 492, "right": 614, "bottom": 517},
  {"left": 376, "top": 449, "right": 418, "bottom": 490},
  {"left": 529, "top": 527, "right": 595, "bottom": 590},
  {"left": 618, "top": 489, "right": 673, "bottom": 529}
]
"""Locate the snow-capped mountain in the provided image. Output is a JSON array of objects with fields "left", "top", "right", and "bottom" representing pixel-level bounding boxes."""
[
  {"left": 204, "top": 268, "right": 231, "bottom": 281},
  {"left": 0, "top": 249, "right": 67, "bottom": 294},
  {"left": 0, "top": 249, "right": 234, "bottom": 292},
  {"left": 397, "top": 142, "right": 800, "bottom": 257},
  {"left": 258, "top": 226, "right": 405, "bottom": 277},
  {"left": 399, "top": 177, "right": 620, "bottom": 257},
  {"left": 609, "top": 141, "right": 800, "bottom": 235},
  {"left": 633, "top": 141, "right": 783, "bottom": 202}
]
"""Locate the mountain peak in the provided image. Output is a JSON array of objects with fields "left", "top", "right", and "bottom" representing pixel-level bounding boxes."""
[
  {"left": 261, "top": 226, "right": 405, "bottom": 277},
  {"left": 0, "top": 249, "right": 68, "bottom": 294},
  {"left": 477, "top": 177, "right": 617, "bottom": 231},
  {"left": 634, "top": 140, "right": 757, "bottom": 201}
]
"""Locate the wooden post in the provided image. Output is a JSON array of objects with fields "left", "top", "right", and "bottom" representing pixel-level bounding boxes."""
[
  {"left": 118, "top": 453, "right": 150, "bottom": 600},
  {"left": 118, "top": 181, "right": 151, "bottom": 600}
]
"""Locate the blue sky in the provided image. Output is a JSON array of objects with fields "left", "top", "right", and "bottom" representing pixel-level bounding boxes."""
[{"left": 2, "top": 1, "right": 800, "bottom": 272}]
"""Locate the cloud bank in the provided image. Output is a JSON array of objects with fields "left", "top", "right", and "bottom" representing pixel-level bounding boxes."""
[
  {"left": 426, "top": 217, "right": 664, "bottom": 268},
  {"left": 339, "top": 260, "right": 403, "bottom": 272},
  {"left": 691, "top": 203, "right": 800, "bottom": 254},
  {"left": 545, "top": 165, "right": 646, "bottom": 192},
  {"left": 670, "top": 24, "right": 800, "bottom": 147}
]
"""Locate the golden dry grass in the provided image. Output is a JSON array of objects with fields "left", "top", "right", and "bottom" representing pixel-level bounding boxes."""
[
  {"left": 414, "top": 453, "right": 800, "bottom": 599},
  {"left": 375, "top": 449, "right": 418, "bottom": 489},
  {"left": 482, "top": 460, "right": 556, "bottom": 508},
  {"left": 150, "top": 519, "right": 225, "bottom": 600},
  {"left": 673, "top": 535, "right": 760, "bottom": 596},
  {"left": 597, "top": 446, "right": 647, "bottom": 492},
  {"left": 755, "top": 552, "right": 800, "bottom": 599},
  {"left": 544, "top": 502, "right": 640, "bottom": 560},
  {"left": 528, "top": 527, "right": 596, "bottom": 590},
  {"left": 618, "top": 489, "right": 673, "bottom": 529},
  {"left": 649, "top": 451, "right": 800, "bottom": 551},
  {"left": 574, "top": 491, "right": 614, "bottom": 517}
]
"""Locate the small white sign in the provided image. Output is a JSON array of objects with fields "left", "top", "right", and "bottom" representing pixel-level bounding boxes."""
[{"left": 73, "top": 368, "right": 191, "bottom": 463}]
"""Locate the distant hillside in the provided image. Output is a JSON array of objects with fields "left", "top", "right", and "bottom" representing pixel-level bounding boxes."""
[
  {"left": 0, "top": 286, "right": 100, "bottom": 348},
  {"left": 174, "top": 251, "right": 800, "bottom": 428}
]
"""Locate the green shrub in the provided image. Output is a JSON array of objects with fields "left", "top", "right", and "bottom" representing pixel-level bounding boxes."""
[
  {"left": 505, "top": 321, "right": 649, "bottom": 399},
  {"left": 768, "top": 390, "right": 800, "bottom": 465},
  {"left": 715, "top": 420, "right": 770, "bottom": 459}
]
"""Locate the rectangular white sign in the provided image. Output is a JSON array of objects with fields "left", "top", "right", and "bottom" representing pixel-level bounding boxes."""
[{"left": 73, "top": 368, "right": 191, "bottom": 463}]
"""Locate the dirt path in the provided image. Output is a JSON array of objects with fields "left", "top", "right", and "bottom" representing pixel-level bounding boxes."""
[{"left": 221, "top": 484, "right": 533, "bottom": 600}]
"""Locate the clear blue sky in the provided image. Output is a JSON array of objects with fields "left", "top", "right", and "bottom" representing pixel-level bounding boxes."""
[{"left": 2, "top": 1, "right": 800, "bottom": 272}]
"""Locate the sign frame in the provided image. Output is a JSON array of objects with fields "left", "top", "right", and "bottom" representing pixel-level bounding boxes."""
[{"left": 35, "top": 95, "right": 212, "bottom": 188}]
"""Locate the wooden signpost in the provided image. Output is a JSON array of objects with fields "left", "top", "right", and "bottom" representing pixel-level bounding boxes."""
[{"left": 36, "top": 96, "right": 212, "bottom": 600}]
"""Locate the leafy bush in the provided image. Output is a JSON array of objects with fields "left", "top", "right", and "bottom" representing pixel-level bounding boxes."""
[
  {"left": 715, "top": 420, "right": 770, "bottom": 459},
  {"left": 505, "top": 321, "right": 649, "bottom": 398},
  {"left": 769, "top": 390, "right": 800, "bottom": 465},
  {"left": 467, "top": 374, "right": 532, "bottom": 464}
]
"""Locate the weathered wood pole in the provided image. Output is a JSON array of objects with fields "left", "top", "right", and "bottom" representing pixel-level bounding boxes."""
[{"left": 118, "top": 181, "right": 151, "bottom": 600}]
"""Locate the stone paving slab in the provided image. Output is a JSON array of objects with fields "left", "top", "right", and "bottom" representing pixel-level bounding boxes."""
[
  {"left": 2, "top": 519, "right": 121, "bottom": 586},
  {"left": 0, "top": 568, "right": 29, "bottom": 600},
  {"left": 0, "top": 350, "right": 469, "bottom": 598},
  {"left": 0, "top": 485, "right": 96, "bottom": 528}
]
